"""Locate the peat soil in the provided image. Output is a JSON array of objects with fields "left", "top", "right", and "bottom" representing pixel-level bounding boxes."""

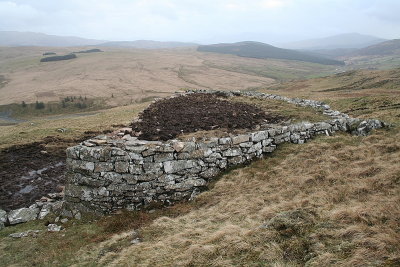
[
  {"left": 0, "top": 132, "right": 109, "bottom": 211},
  {"left": 132, "top": 93, "right": 285, "bottom": 141}
]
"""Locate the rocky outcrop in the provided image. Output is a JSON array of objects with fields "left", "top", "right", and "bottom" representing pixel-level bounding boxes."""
[{"left": 63, "top": 90, "right": 387, "bottom": 215}]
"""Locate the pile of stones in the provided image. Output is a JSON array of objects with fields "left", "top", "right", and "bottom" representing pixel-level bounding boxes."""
[{"left": 0, "top": 192, "right": 69, "bottom": 231}]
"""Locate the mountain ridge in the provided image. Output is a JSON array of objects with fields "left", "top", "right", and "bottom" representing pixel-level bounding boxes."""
[
  {"left": 282, "top": 33, "right": 386, "bottom": 50},
  {"left": 0, "top": 31, "right": 105, "bottom": 47},
  {"left": 197, "top": 41, "right": 344, "bottom": 65},
  {"left": 98, "top": 40, "right": 198, "bottom": 49}
]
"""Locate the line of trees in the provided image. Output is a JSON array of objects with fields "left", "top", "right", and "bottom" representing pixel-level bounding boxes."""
[{"left": 20, "top": 95, "right": 90, "bottom": 110}]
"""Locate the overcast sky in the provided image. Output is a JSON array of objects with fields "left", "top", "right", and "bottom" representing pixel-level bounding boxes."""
[{"left": 0, "top": 0, "right": 399, "bottom": 44}]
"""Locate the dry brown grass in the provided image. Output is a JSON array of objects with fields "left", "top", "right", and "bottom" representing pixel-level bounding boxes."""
[{"left": 100, "top": 128, "right": 399, "bottom": 266}]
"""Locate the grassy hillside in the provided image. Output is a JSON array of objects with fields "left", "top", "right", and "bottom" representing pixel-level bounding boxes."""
[
  {"left": 1, "top": 68, "right": 399, "bottom": 266},
  {"left": 354, "top": 39, "right": 400, "bottom": 56},
  {"left": 266, "top": 68, "right": 400, "bottom": 109},
  {"left": 198, "top": 41, "right": 345, "bottom": 65}
]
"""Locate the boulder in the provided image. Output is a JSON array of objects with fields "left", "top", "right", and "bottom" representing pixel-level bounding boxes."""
[{"left": 8, "top": 207, "right": 39, "bottom": 225}]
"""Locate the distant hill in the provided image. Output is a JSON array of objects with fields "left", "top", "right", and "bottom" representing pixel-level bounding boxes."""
[
  {"left": 282, "top": 33, "right": 386, "bottom": 50},
  {"left": 98, "top": 40, "right": 198, "bottom": 49},
  {"left": 0, "top": 31, "right": 105, "bottom": 47},
  {"left": 353, "top": 39, "right": 400, "bottom": 56},
  {"left": 0, "top": 31, "right": 198, "bottom": 49},
  {"left": 197, "top": 41, "right": 344, "bottom": 65},
  {"left": 301, "top": 48, "right": 357, "bottom": 59}
]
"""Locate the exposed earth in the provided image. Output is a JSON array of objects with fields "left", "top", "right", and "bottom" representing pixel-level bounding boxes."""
[
  {"left": 131, "top": 93, "right": 286, "bottom": 141},
  {"left": 0, "top": 133, "right": 108, "bottom": 211}
]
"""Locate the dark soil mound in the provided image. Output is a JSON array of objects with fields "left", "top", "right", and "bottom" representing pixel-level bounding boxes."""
[{"left": 131, "top": 93, "right": 285, "bottom": 141}]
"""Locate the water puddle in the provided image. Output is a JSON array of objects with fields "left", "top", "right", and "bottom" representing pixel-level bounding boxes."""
[
  {"left": 20, "top": 161, "right": 65, "bottom": 181},
  {"left": 18, "top": 185, "right": 36, "bottom": 194}
]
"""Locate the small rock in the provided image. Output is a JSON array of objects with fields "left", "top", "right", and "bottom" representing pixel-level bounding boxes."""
[
  {"left": 49, "top": 201, "right": 64, "bottom": 214},
  {"left": 35, "top": 201, "right": 44, "bottom": 207},
  {"left": 172, "top": 141, "right": 185, "bottom": 152},
  {"left": 38, "top": 205, "right": 51, "bottom": 220},
  {"left": 40, "top": 150, "right": 48, "bottom": 155},
  {"left": 9, "top": 230, "right": 41, "bottom": 238},
  {"left": 120, "top": 127, "right": 133, "bottom": 134},
  {"left": 48, "top": 193, "right": 63, "bottom": 200},
  {"left": 0, "top": 222, "right": 4, "bottom": 230},
  {"left": 47, "top": 224, "right": 62, "bottom": 232},
  {"left": 90, "top": 139, "right": 107, "bottom": 145},
  {"left": 57, "top": 128, "right": 68, "bottom": 133},
  {"left": 60, "top": 218, "right": 69, "bottom": 224},
  {"left": 74, "top": 211, "right": 81, "bottom": 220},
  {"left": 131, "top": 230, "right": 138, "bottom": 238},
  {"left": 39, "top": 196, "right": 51, "bottom": 202},
  {"left": 83, "top": 141, "right": 96, "bottom": 147},
  {"left": 54, "top": 216, "right": 60, "bottom": 223},
  {"left": 131, "top": 238, "right": 141, "bottom": 245}
]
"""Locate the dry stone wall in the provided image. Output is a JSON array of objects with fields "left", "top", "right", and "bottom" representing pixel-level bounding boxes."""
[{"left": 64, "top": 90, "right": 386, "bottom": 214}]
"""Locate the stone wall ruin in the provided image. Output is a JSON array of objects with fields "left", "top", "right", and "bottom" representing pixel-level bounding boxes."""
[{"left": 64, "top": 90, "right": 386, "bottom": 214}]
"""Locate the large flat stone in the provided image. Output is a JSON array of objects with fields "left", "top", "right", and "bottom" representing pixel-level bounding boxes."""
[
  {"left": 163, "top": 160, "right": 197, "bottom": 174},
  {"left": 8, "top": 208, "right": 39, "bottom": 225}
]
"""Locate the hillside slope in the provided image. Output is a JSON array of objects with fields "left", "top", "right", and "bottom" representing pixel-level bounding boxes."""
[
  {"left": 267, "top": 68, "right": 400, "bottom": 101},
  {"left": 353, "top": 39, "right": 400, "bottom": 56},
  {"left": 282, "top": 33, "right": 386, "bottom": 50},
  {"left": 198, "top": 41, "right": 344, "bottom": 65}
]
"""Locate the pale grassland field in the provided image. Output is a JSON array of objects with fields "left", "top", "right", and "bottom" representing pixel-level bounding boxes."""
[{"left": 0, "top": 46, "right": 346, "bottom": 107}]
